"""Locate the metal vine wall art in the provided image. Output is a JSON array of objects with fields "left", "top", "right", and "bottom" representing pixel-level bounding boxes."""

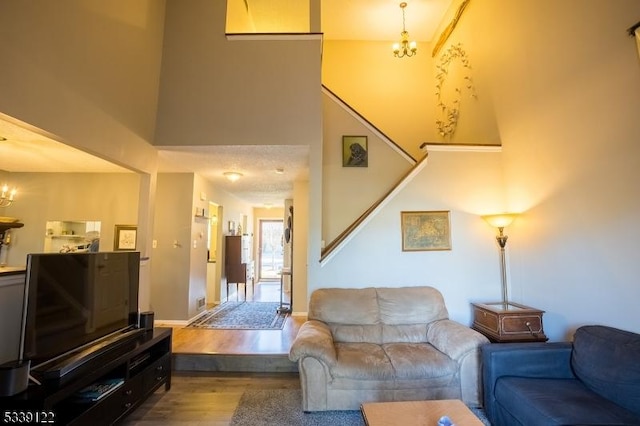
[{"left": 434, "top": 43, "right": 476, "bottom": 138}]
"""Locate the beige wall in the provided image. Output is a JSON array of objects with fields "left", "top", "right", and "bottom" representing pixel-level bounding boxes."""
[
  {"left": 0, "top": 1, "right": 162, "bottom": 174},
  {"left": 322, "top": 92, "right": 413, "bottom": 245},
  {"left": 0, "top": 0, "right": 164, "bottom": 310},
  {"left": 155, "top": 0, "right": 322, "bottom": 149},
  {"left": 151, "top": 173, "right": 193, "bottom": 320},
  {"left": 322, "top": 39, "right": 500, "bottom": 160},
  {"left": 3, "top": 0, "right": 638, "bottom": 340},
  {"left": 226, "top": 0, "right": 310, "bottom": 33},
  {"left": 430, "top": 0, "right": 640, "bottom": 339},
  {"left": 4, "top": 173, "right": 140, "bottom": 266},
  {"left": 316, "top": 0, "right": 640, "bottom": 339}
]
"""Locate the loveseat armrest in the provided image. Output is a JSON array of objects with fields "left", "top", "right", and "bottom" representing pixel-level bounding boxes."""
[
  {"left": 428, "top": 319, "right": 490, "bottom": 406},
  {"left": 482, "top": 342, "right": 574, "bottom": 424},
  {"left": 289, "top": 320, "right": 337, "bottom": 367},
  {"left": 428, "top": 319, "right": 489, "bottom": 360}
]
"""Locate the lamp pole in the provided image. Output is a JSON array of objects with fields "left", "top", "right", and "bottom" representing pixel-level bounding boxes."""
[{"left": 496, "top": 227, "right": 509, "bottom": 306}]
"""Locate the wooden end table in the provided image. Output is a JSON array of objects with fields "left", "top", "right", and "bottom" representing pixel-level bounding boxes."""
[
  {"left": 472, "top": 301, "right": 548, "bottom": 342},
  {"left": 361, "top": 399, "right": 484, "bottom": 426}
]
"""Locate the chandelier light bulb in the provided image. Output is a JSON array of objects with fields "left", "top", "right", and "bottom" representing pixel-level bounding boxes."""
[{"left": 0, "top": 184, "right": 17, "bottom": 207}]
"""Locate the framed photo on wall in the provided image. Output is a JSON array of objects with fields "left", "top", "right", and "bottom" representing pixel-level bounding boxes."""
[
  {"left": 401, "top": 211, "right": 451, "bottom": 251},
  {"left": 342, "top": 135, "right": 368, "bottom": 167},
  {"left": 114, "top": 225, "right": 137, "bottom": 251}
]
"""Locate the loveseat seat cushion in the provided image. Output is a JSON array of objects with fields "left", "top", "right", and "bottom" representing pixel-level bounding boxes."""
[
  {"left": 331, "top": 342, "right": 457, "bottom": 381},
  {"left": 494, "top": 377, "right": 640, "bottom": 426},
  {"left": 571, "top": 325, "right": 640, "bottom": 416}
]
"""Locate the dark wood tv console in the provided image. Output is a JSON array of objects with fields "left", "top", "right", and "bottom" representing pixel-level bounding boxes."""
[{"left": 0, "top": 327, "right": 172, "bottom": 425}]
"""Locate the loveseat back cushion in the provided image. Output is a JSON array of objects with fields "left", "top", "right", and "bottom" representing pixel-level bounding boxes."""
[
  {"left": 309, "top": 287, "right": 379, "bottom": 325},
  {"left": 571, "top": 325, "right": 640, "bottom": 416},
  {"left": 376, "top": 286, "right": 449, "bottom": 325},
  {"left": 308, "top": 286, "right": 449, "bottom": 344}
]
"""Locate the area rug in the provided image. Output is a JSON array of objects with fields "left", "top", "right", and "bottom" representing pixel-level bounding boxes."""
[
  {"left": 187, "top": 301, "right": 287, "bottom": 330},
  {"left": 229, "top": 389, "right": 491, "bottom": 426}
]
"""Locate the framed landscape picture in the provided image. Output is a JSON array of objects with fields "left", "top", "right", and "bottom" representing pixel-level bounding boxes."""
[
  {"left": 401, "top": 211, "right": 451, "bottom": 251},
  {"left": 114, "top": 225, "right": 137, "bottom": 251},
  {"left": 342, "top": 135, "right": 368, "bottom": 167}
]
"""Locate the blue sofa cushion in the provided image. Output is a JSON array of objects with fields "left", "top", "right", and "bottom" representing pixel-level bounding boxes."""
[
  {"left": 495, "top": 377, "right": 640, "bottom": 426},
  {"left": 571, "top": 325, "right": 640, "bottom": 416}
]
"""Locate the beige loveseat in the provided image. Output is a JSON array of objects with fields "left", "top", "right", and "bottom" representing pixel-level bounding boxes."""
[{"left": 289, "top": 286, "right": 489, "bottom": 411}]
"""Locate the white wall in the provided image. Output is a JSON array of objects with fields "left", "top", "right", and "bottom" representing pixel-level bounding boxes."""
[
  {"left": 453, "top": 0, "right": 640, "bottom": 340},
  {"left": 316, "top": 149, "right": 505, "bottom": 325}
]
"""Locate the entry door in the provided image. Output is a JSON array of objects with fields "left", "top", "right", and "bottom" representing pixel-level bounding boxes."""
[{"left": 258, "top": 219, "right": 284, "bottom": 281}]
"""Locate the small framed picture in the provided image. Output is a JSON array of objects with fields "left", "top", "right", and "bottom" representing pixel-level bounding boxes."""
[
  {"left": 114, "top": 225, "right": 137, "bottom": 251},
  {"left": 342, "top": 135, "right": 368, "bottom": 167},
  {"left": 401, "top": 211, "right": 451, "bottom": 251}
]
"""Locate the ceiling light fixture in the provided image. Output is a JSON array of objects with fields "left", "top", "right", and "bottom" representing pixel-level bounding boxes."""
[
  {"left": 0, "top": 184, "right": 17, "bottom": 207},
  {"left": 223, "top": 171, "right": 243, "bottom": 182},
  {"left": 392, "top": 2, "right": 417, "bottom": 58}
]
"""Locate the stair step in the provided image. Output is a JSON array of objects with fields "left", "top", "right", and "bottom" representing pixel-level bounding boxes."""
[{"left": 172, "top": 353, "right": 298, "bottom": 373}]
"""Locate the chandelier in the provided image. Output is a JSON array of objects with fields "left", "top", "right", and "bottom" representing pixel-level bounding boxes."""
[
  {"left": 392, "top": 2, "right": 417, "bottom": 58},
  {"left": 0, "top": 184, "right": 16, "bottom": 207}
]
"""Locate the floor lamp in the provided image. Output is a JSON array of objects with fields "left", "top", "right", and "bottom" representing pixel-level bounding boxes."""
[
  {"left": 481, "top": 213, "right": 518, "bottom": 306},
  {"left": 473, "top": 213, "right": 547, "bottom": 342}
]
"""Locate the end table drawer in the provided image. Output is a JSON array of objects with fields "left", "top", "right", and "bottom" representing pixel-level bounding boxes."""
[{"left": 502, "top": 315, "right": 542, "bottom": 334}]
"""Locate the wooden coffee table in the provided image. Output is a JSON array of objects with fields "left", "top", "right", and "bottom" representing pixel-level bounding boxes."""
[{"left": 361, "top": 399, "right": 484, "bottom": 426}]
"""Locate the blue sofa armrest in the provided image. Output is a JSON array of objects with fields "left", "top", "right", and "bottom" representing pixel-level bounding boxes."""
[{"left": 482, "top": 342, "right": 574, "bottom": 424}]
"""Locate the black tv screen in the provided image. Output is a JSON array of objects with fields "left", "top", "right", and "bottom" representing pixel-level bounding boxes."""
[{"left": 20, "top": 251, "right": 140, "bottom": 369}]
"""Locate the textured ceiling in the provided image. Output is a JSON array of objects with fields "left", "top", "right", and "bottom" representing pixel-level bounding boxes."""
[{"left": 157, "top": 145, "right": 309, "bottom": 207}]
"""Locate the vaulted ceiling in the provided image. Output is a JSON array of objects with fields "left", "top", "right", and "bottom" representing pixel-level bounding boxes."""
[{"left": 0, "top": 0, "right": 453, "bottom": 206}]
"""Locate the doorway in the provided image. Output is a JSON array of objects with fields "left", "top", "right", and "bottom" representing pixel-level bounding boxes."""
[
  {"left": 206, "top": 202, "right": 222, "bottom": 305},
  {"left": 258, "top": 219, "right": 284, "bottom": 281}
]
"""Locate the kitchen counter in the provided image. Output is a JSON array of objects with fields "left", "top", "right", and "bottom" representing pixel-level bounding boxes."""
[{"left": 0, "top": 266, "right": 26, "bottom": 277}]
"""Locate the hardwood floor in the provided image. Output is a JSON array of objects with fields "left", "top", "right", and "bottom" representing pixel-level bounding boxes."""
[
  {"left": 122, "top": 282, "right": 305, "bottom": 425},
  {"left": 164, "top": 281, "right": 305, "bottom": 356},
  {"left": 121, "top": 373, "right": 301, "bottom": 425}
]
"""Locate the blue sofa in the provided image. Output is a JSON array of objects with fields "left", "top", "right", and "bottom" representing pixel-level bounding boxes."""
[{"left": 482, "top": 325, "right": 640, "bottom": 426}]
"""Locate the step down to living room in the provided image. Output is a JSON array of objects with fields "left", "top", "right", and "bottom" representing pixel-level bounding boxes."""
[{"left": 173, "top": 353, "right": 298, "bottom": 373}]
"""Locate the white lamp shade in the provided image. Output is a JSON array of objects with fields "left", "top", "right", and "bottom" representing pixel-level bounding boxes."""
[{"left": 482, "top": 213, "right": 518, "bottom": 228}]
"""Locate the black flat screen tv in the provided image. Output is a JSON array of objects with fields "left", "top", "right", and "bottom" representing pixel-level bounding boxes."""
[{"left": 19, "top": 251, "right": 140, "bottom": 378}]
